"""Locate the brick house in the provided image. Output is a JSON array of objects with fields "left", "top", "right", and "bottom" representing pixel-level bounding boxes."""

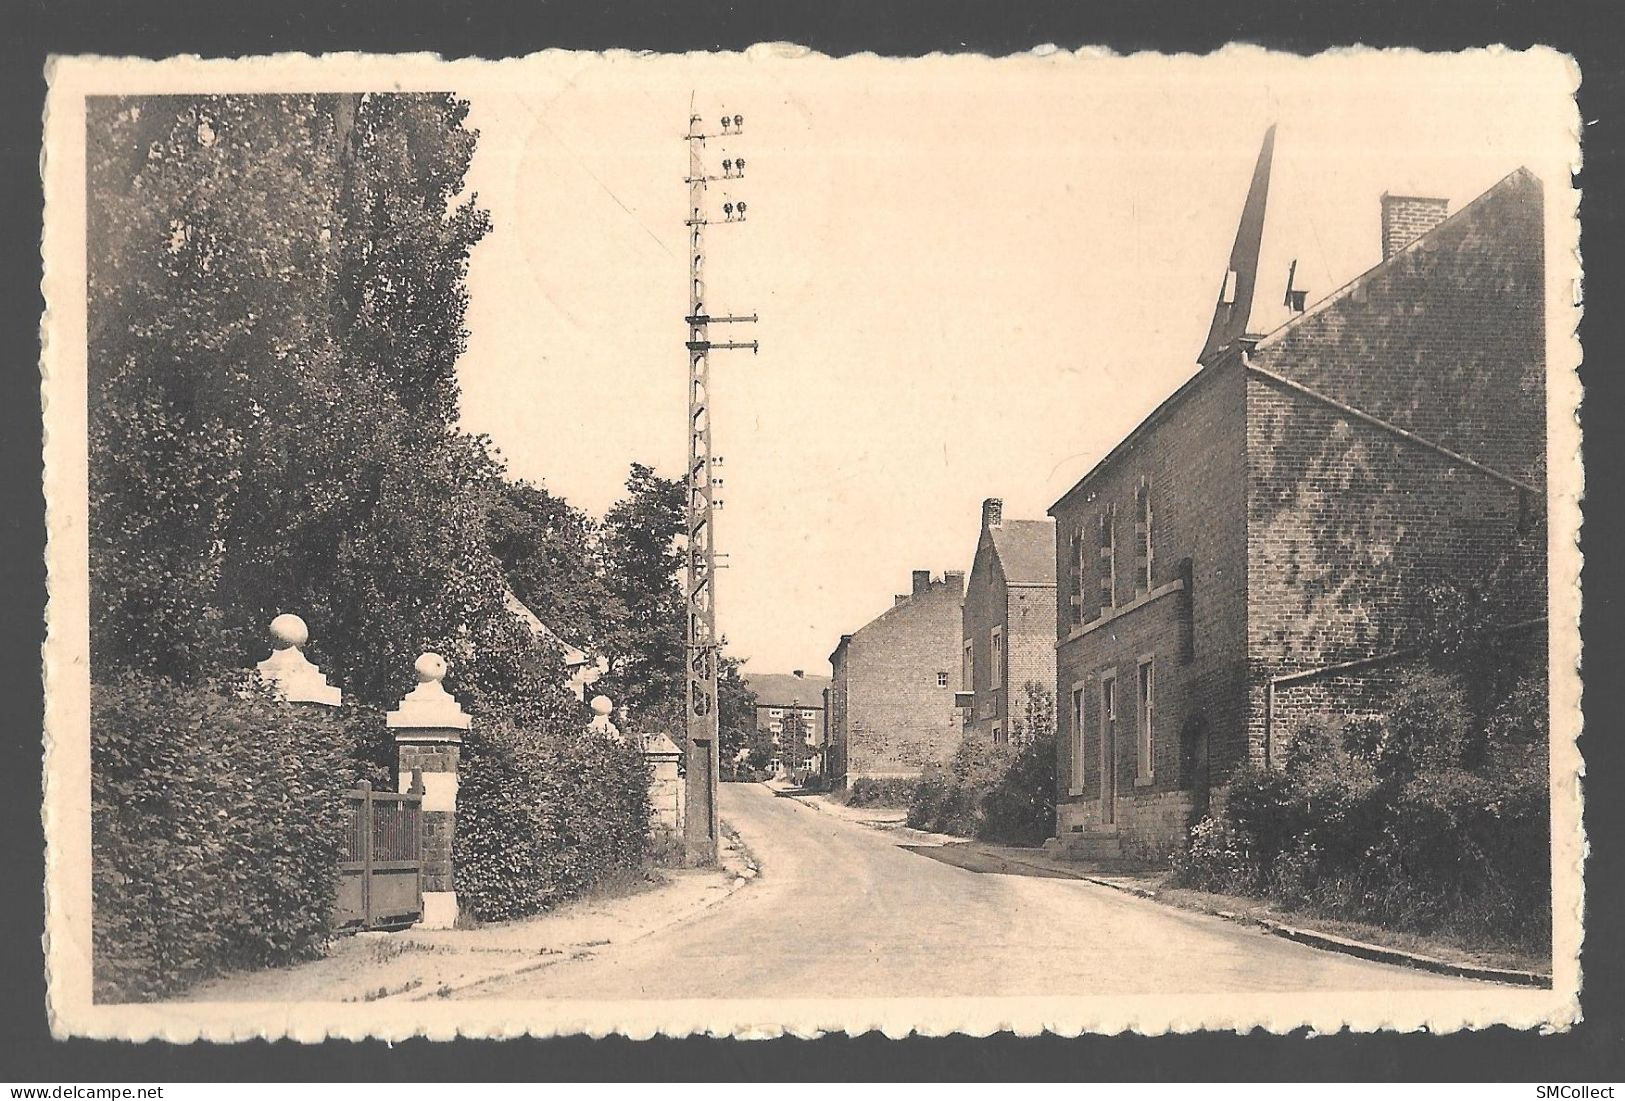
[
  {"left": 827, "top": 570, "right": 965, "bottom": 789},
  {"left": 959, "top": 498, "right": 1057, "bottom": 744},
  {"left": 744, "top": 670, "right": 831, "bottom": 776},
  {"left": 1049, "top": 129, "right": 1546, "bottom": 860}
]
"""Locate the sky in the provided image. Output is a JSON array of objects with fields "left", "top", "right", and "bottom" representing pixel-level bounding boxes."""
[{"left": 451, "top": 46, "right": 1577, "bottom": 677}]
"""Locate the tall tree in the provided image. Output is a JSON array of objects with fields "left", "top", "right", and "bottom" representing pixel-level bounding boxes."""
[
  {"left": 87, "top": 94, "right": 564, "bottom": 722},
  {"left": 486, "top": 479, "right": 611, "bottom": 648},
  {"left": 778, "top": 707, "right": 808, "bottom": 776},
  {"left": 596, "top": 463, "right": 685, "bottom": 724}
]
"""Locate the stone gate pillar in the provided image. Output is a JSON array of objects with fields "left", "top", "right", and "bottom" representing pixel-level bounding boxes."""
[
  {"left": 640, "top": 731, "right": 685, "bottom": 840},
  {"left": 387, "top": 652, "right": 469, "bottom": 929},
  {"left": 255, "top": 614, "right": 342, "bottom": 707}
]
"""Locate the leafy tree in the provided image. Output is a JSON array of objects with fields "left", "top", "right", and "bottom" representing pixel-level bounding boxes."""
[
  {"left": 86, "top": 93, "right": 565, "bottom": 722},
  {"left": 716, "top": 653, "right": 759, "bottom": 773},
  {"left": 778, "top": 707, "right": 809, "bottom": 775},
  {"left": 486, "top": 479, "right": 612, "bottom": 648},
  {"left": 596, "top": 463, "right": 685, "bottom": 725},
  {"left": 1008, "top": 680, "right": 1056, "bottom": 749}
]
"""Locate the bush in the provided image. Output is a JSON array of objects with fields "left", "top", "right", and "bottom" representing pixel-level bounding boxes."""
[
  {"left": 91, "top": 675, "right": 376, "bottom": 1002},
  {"left": 1172, "top": 661, "right": 1550, "bottom": 952},
  {"left": 1170, "top": 815, "right": 1250, "bottom": 893},
  {"left": 455, "top": 718, "right": 651, "bottom": 923},
  {"left": 907, "top": 735, "right": 1010, "bottom": 836},
  {"left": 844, "top": 777, "right": 916, "bottom": 808},
  {"left": 980, "top": 731, "right": 1058, "bottom": 845}
]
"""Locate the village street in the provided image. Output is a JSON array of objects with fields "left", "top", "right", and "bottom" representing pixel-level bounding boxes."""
[{"left": 464, "top": 784, "right": 1480, "bottom": 1000}]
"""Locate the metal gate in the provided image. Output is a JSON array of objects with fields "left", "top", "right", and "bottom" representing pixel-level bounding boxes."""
[{"left": 336, "top": 774, "right": 424, "bottom": 931}]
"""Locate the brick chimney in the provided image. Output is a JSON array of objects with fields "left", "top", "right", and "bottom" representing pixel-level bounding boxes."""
[
  {"left": 911, "top": 569, "right": 931, "bottom": 595},
  {"left": 1380, "top": 193, "right": 1449, "bottom": 260},
  {"left": 981, "top": 497, "right": 1004, "bottom": 530},
  {"left": 943, "top": 570, "right": 966, "bottom": 593}
]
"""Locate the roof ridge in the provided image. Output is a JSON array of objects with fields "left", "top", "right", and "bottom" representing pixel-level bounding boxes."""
[{"left": 1253, "top": 165, "right": 1539, "bottom": 351}]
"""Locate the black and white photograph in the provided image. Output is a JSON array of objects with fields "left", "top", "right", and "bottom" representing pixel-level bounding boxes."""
[{"left": 38, "top": 46, "right": 1582, "bottom": 1041}]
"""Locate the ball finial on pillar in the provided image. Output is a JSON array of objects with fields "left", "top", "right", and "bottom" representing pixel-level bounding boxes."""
[
  {"left": 587, "top": 694, "right": 621, "bottom": 739},
  {"left": 415, "top": 652, "right": 448, "bottom": 684},
  {"left": 255, "top": 614, "right": 340, "bottom": 706},
  {"left": 269, "top": 613, "right": 309, "bottom": 650}
]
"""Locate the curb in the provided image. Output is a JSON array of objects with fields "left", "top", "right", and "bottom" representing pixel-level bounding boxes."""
[
  {"left": 409, "top": 850, "right": 757, "bottom": 1000},
  {"left": 989, "top": 848, "right": 1549, "bottom": 988},
  {"left": 787, "top": 792, "right": 1551, "bottom": 989}
]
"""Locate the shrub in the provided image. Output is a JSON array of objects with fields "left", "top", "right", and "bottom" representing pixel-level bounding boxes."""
[
  {"left": 454, "top": 719, "right": 651, "bottom": 923},
  {"left": 844, "top": 777, "right": 916, "bottom": 808},
  {"left": 91, "top": 674, "right": 375, "bottom": 1002},
  {"left": 904, "top": 735, "right": 1013, "bottom": 836},
  {"left": 1173, "top": 660, "right": 1550, "bottom": 952},
  {"left": 980, "top": 731, "right": 1057, "bottom": 845},
  {"left": 1170, "top": 815, "right": 1250, "bottom": 893}
]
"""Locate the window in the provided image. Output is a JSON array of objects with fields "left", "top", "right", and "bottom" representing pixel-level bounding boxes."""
[
  {"left": 1137, "top": 657, "right": 1155, "bottom": 782},
  {"left": 992, "top": 721, "right": 1006, "bottom": 745},
  {"left": 1070, "top": 686, "right": 1086, "bottom": 792},
  {"left": 1135, "top": 477, "right": 1153, "bottom": 594},
  {"left": 963, "top": 638, "right": 974, "bottom": 688},
  {"left": 768, "top": 708, "right": 783, "bottom": 719},
  {"left": 1099, "top": 505, "right": 1117, "bottom": 610},
  {"left": 990, "top": 626, "right": 1005, "bottom": 689},
  {"left": 1100, "top": 674, "right": 1118, "bottom": 822},
  {"left": 1068, "top": 526, "right": 1086, "bottom": 625},
  {"left": 937, "top": 671, "right": 949, "bottom": 688}
]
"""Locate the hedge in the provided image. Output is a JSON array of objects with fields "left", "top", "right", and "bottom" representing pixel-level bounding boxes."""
[
  {"left": 1172, "top": 665, "right": 1550, "bottom": 951},
  {"left": 91, "top": 675, "right": 379, "bottom": 1002},
  {"left": 906, "top": 732, "right": 1057, "bottom": 845},
  {"left": 454, "top": 718, "right": 652, "bottom": 923}
]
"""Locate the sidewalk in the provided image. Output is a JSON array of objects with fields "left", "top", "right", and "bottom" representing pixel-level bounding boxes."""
[
  {"left": 780, "top": 788, "right": 1550, "bottom": 987},
  {"left": 183, "top": 828, "right": 757, "bottom": 1003}
]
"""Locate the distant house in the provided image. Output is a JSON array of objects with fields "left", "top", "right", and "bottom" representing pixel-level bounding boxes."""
[
  {"left": 745, "top": 669, "right": 831, "bottom": 776},
  {"left": 827, "top": 570, "right": 965, "bottom": 790},
  {"left": 959, "top": 498, "right": 1056, "bottom": 744},
  {"left": 503, "top": 589, "right": 608, "bottom": 702},
  {"left": 1048, "top": 129, "right": 1546, "bottom": 861}
]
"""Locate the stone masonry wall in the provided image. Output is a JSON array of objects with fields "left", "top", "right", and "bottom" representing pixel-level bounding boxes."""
[{"left": 397, "top": 742, "right": 458, "bottom": 892}]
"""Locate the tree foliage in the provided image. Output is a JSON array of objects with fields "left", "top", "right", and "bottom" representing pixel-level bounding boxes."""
[{"left": 86, "top": 93, "right": 572, "bottom": 722}]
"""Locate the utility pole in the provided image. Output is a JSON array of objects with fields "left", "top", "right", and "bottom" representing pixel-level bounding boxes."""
[{"left": 683, "top": 107, "right": 758, "bottom": 865}]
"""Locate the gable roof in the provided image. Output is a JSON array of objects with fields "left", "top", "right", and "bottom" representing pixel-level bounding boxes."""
[
  {"left": 1051, "top": 163, "right": 1540, "bottom": 517},
  {"left": 989, "top": 519, "right": 1057, "bottom": 586},
  {"left": 503, "top": 588, "right": 591, "bottom": 668},
  {"left": 745, "top": 672, "right": 831, "bottom": 709}
]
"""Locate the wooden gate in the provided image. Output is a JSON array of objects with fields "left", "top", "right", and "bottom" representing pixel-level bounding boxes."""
[{"left": 336, "top": 774, "right": 424, "bottom": 931}]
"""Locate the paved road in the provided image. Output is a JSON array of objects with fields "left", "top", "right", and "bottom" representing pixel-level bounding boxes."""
[{"left": 470, "top": 784, "right": 1479, "bottom": 999}]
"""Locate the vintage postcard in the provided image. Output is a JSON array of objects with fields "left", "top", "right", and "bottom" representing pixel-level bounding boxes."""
[{"left": 40, "top": 45, "right": 1583, "bottom": 1040}]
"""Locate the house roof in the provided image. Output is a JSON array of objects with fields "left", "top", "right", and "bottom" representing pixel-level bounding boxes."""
[
  {"left": 503, "top": 588, "right": 591, "bottom": 667},
  {"left": 1050, "top": 161, "right": 1538, "bottom": 516},
  {"left": 989, "top": 520, "right": 1056, "bottom": 586},
  {"left": 745, "top": 672, "right": 831, "bottom": 709}
]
